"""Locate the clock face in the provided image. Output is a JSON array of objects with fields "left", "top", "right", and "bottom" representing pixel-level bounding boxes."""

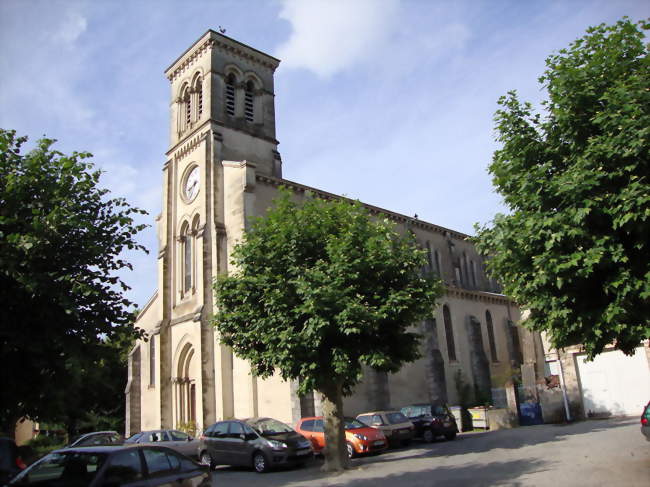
[{"left": 184, "top": 166, "right": 200, "bottom": 202}]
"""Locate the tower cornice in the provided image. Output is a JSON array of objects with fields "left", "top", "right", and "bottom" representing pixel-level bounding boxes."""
[{"left": 165, "top": 30, "right": 280, "bottom": 82}]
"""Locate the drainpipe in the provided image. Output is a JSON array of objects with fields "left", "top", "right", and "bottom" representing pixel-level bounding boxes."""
[{"left": 556, "top": 349, "right": 572, "bottom": 422}]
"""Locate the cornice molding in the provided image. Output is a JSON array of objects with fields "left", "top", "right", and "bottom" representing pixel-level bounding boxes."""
[
  {"left": 443, "top": 286, "right": 515, "bottom": 306},
  {"left": 169, "top": 130, "right": 209, "bottom": 162},
  {"left": 256, "top": 175, "right": 469, "bottom": 240},
  {"left": 166, "top": 31, "right": 280, "bottom": 83}
]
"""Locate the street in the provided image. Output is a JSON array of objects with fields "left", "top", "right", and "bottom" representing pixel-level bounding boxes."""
[{"left": 209, "top": 417, "right": 649, "bottom": 487}]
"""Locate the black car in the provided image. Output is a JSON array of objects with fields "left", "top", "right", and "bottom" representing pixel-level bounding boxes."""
[
  {"left": 67, "top": 431, "right": 123, "bottom": 448},
  {"left": 8, "top": 444, "right": 210, "bottom": 486},
  {"left": 400, "top": 403, "right": 458, "bottom": 442},
  {"left": 0, "top": 438, "right": 26, "bottom": 484},
  {"left": 198, "top": 417, "right": 312, "bottom": 473}
]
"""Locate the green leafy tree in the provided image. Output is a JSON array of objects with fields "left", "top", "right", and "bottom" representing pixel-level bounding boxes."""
[
  {"left": 475, "top": 19, "right": 649, "bottom": 359},
  {"left": 214, "top": 190, "right": 441, "bottom": 471},
  {"left": 0, "top": 129, "right": 148, "bottom": 437}
]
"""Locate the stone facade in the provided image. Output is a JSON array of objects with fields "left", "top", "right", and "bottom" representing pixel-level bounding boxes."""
[{"left": 126, "top": 31, "right": 545, "bottom": 435}]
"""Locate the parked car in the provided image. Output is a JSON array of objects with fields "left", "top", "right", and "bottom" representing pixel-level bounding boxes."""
[
  {"left": 125, "top": 429, "right": 200, "bottom": 458},
  {"left": 295, "top": 416, "right": 387, "bottom": 458},
  {"left": 198, "top": 417, "right": 312, "bottom": 473},
  {"left": 401, "top": 403, "right": 458, "bottom": 442},
  {"left": 0, "top": 438, "right": 26, "bottom": 484},
  {"left": 356, "top": 410, "right": 415, "bottom": 447},
  {"left": 67, "top": 431, "right": 123, "bottom": 448},
  {"left": 7, "top": 444, "right": 210, "bottom": 486},
  {"left": 641, "top": 401, "right": 650, "bottom": 442}
]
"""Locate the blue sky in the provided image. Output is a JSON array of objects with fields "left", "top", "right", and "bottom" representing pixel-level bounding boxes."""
[{"left": 1, "top": 0, "right": 647, "bottom": 308}]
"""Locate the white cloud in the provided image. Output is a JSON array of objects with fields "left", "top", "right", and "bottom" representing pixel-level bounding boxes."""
[
  {"left": 53, "top": 11, "right": 87, "bottom": 45},
  {"left": 275, "top": 0, "right": 400, "bottom": 77}
]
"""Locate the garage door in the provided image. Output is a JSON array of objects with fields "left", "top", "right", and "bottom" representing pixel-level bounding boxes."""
[{"left": 576, "top": 347, "right": 650, "bottom": 417}]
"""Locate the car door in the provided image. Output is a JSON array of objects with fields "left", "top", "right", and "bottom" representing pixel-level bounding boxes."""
[
  {"left": 142, "top": 448, "right": 206, "bottom": 487},
  {"left": 98, "top": 448, "right": 149, "bottom": 487},
  {"left": 167, "top": 430, "right": 196, "bottom": 458},
  {"left": 312, "top": 419, "right": 326, "bottom": 451},
  {"left": 225, "top": 422, "right": 249, "bottom": 466},
  {"left": 205, "top": 421, "right": 230, "bottom": 465}
]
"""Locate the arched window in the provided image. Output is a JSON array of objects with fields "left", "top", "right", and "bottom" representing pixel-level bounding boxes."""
[
  {"left": 183, "top": 86, "right": 192, "bottom": 127},
  {"left": 149, "top": 335, "right": 155, "bottom": 387},
  {"left": 434, "top": 249, "right": 441, "bottom": 277},
  {"left": 462, "top": 252, "right": 469, "bottom": 287},
  {"left": 225, "top": 73, "right": 236, "bottom": 117},
  {"left": 244, "top": 80, "right": 255, "bottom": 122},
  {"left": 194, "top": 76, "right": 203, "bottom": 118},
  {"left": 425, "top": 241, "right": 433, "bottom": 271},
  {"left": 443, "top": 305, "right": 456, "bottom": 361},
  {"left": 485, "top": 310, "right": 498, "bottom": 362},
  {"left": 180, "top": 222, "right": 192, "bottom": 295}
]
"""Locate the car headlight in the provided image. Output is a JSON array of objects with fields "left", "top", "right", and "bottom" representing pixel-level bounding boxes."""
[
  {"left": 266, "top": 440, "right": 287, "bottom": 450},
  {"left": 353, "top": 433, "right": 368, "bottom": 441}
]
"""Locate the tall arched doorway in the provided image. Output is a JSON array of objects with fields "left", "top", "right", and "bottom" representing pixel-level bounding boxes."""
[{"left": 174, "top": 343, "right": 196, "bottom": 427}]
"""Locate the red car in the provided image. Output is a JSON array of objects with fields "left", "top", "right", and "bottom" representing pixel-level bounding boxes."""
[{"left": 295, "top": 417, "right": 387, "bottom": 458}]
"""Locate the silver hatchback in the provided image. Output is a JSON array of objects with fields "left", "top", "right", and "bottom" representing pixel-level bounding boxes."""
[{"left": 198, "top": 417, "right": 312, "bottom": 473}]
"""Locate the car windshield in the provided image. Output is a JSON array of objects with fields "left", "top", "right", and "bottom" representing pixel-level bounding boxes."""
[
  {"left": 125, "top": 432, "right": 143, "bottom": 443},
  {"left": 386, "top": 412, "right": 409, "bottom": 424},
  {"left": 247, "top": 418, "right": 293, "bottom": 435},
  {"left": 10, "top": 451, "right": 107, "bottom": 485},
  {"left": 344, "top": 419, "right": 367, "bottom": 430}
]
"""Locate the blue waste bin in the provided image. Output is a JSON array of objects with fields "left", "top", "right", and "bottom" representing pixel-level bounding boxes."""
[{"left": 519, "top": 402, "right": 544, "bottom": 425}]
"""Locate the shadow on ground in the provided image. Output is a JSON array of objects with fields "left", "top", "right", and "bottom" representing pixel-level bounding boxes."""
[{"left": 214, "top": 457, "right": 550, "bottom": 487}]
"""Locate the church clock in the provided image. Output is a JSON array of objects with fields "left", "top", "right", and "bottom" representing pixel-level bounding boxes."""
[{"left": 183, "top": 166, "right": 200, "bottom": 202}]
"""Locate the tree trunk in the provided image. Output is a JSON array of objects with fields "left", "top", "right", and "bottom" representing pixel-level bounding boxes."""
[{"left": 319, "top": 380, "right": 349, "bottom": 472}]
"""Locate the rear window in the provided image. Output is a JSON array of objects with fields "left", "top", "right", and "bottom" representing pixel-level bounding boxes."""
[
  {"left": 103, "top": 449, "right": 143, "bottom": 483},
  {"left": 247, "top": 418, "right": 293, "bottom": 435},
  {"left": 344, "top": 419, "right": 366, "bottom": 430},
  {"left": 143, "top": 448, "right": 175, "bottom": 475},
  {"left": 386, "top": 412, "right": 409, "bottom": 424},
  {"left": 300, "top": 420, "right": 315, "bottom": 432},
  {"left": 169, "top": 430, "right": 189, "bottom": 441},
  {"left": 11, "top": 451, "right": 106, "bottom": 484}
]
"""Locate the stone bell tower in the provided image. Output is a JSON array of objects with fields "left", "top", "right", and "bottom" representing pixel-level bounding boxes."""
[
  {"left": 152, "top": 31, "right": 282, "bottom": 431},
  {"left": 165, "top": 30, "right": 282, "bottom": 177}
]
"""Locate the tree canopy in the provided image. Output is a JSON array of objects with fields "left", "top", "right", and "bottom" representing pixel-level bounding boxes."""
[
  {"left": 475, "top": 18, "right": 649, "bottom": 359},
  {"left": 0, "top": 129, "right": 148, "bottom": 436},
  {"left": 214, "top": 190, "right": 441, "bottom": 470}
]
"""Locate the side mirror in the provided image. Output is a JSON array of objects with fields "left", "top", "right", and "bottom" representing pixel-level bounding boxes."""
[{"left": 239, "top": 434, "right": 246, "bottom": 440}]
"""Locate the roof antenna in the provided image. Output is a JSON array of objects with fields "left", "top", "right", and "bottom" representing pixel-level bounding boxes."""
[{"left": 218, "top": 26, "right": 227, "bottom": 34}]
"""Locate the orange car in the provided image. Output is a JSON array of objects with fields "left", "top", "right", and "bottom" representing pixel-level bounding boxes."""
[{"left": 296, "top": 416, "right": 388, "bottom": 458}]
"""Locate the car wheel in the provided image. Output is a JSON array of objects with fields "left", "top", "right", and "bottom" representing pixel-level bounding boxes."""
[
  {"left": 445, "top": 432, "right": 457, "bottom": 441},
  {"left": 199, "top": 451, "right": 215, "bottom": 470},
  {"left": 253, "top": 451, "right": 269, "bottom": 473},
  {"left": 346, "top": 442, "right": 355, "bottom": 459},
  {"left": 423, "top": 429, "right": 434, "bottom": 443}
]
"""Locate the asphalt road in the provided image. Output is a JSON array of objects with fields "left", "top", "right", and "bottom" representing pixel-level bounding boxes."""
[{"left": 208, "top": 417, "right": 649, "bottom": 487}]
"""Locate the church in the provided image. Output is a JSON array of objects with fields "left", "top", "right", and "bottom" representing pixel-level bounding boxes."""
[{"left": 125, "top": 30, "right": 545, "bottom": 436}]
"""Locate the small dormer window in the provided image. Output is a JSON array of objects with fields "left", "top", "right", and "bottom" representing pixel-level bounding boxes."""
[
  {"left": 244, "top": 80, "right": 255, "bottom": 122},
  {"left": 225, "top": 74, "right": 236, "bottom": 117}
]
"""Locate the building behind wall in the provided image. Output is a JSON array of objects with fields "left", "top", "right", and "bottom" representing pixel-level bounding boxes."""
[{"left": 125, "top": 30, "right": 545, "bottom": 435}]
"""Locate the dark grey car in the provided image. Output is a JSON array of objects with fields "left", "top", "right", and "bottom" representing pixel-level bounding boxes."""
[
  {"left": 8, "top": 444, "right": 210, "bottom": 486},
  {"left": 125, "top": 429, "right": 200, "bottom": 459},
  {"left": 198, "top": 417, "right": 312, "bottom": 473}
]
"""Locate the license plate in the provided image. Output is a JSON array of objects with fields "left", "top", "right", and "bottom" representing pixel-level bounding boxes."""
[
  {"left": 373, "top": 440, "right": 385, "bottom": 446},
  {"left": 296, "top": 449, "right": 310, "bottom": 456}
]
